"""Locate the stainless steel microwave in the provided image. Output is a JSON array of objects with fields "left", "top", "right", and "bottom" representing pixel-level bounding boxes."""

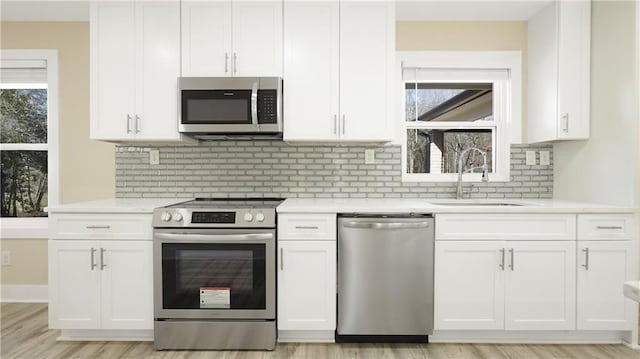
[{"left": 178, "top": 77, "right": 282, "bottom": 136}]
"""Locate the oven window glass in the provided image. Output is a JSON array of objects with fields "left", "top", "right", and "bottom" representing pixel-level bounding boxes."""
[
  {"left": 182, "top": 90, "right": 251, "bottom": 124},
  {"left": 162, "top": 243, "right": 266, "bottom": 310}
]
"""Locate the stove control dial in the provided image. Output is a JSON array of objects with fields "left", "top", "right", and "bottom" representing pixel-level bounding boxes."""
[
  {"left": 173, "top": 213, "right": 183, "bottom": 222},
  {"left": 161, "top": 212, "right": 172, "bottom": 222},
  {"left": 255, "top": 212, "right": 265, "bottom": 222},
  {"left": 244, "top": 213, "right": 254, "bottom": 222}
]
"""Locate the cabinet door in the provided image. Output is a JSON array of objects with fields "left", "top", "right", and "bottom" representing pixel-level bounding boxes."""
[
  {"left": 232, "top": 1, "right": 283, "bottom": 77},
  {"left": 100, "top": 241, "right": 153, "bottom": 330},
  {"left": 90, "top": 2, "right": 136, "bottom": 141},
  {"left": 181, "top": 0, "right": 232, "bottom": 76},
  {"left": 339, "top": 1, "right": 393, "bottom": 142},
  {"left": 48, "top": 240, "right": 101, "bottom": 329},
  {"left": 135, "top": 0, "right": 181, "bottom": 141},
  {"left": 283, "top": 1, "right": 339, "bottom": 141},
  {"left": 277, "top": 241, "right": 336, "bottom": 331},
  {"left": 434, "top": 241, "right": 505, "bottom": 330},
  {"left": 577, "top": 241, "right": 634, "bottom": 330},
  {"left": 556, "top": 0, "right": 590, "bottom": 139},
  {"left": 505, "top": 241, "right": 576, "bottom": 330}
]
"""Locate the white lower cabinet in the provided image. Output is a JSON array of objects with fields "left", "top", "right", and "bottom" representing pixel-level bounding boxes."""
[
  {"left": 277, "top": 240, "right": 336, "bottom": 331},
  {"left": 577, "top": 241, "right": 635, "bottom": 330},
  {"left": 435, "top": 240, "right": 576, "bottom": 331},
  {"left": 49, "top": 240, "right": 153, "bottom": 330}
]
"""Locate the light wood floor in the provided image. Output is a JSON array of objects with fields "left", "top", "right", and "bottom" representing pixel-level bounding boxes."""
[{"left": 1, "top": 303, "right": 638, "bottom": 359}]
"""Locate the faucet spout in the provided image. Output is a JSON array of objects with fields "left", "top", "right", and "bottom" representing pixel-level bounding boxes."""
[{"left": 456, "top": 147, "right": 489, "bottom": 200}]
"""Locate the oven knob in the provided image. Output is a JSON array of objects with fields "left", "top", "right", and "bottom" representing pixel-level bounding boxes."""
[
  {"left": 244, "top": 213, "right": 254, "bottom": 222},
  {"left": 161, "top": 212, "right": 172, "bottom": 222},
  {"left": 173, "top": 213, "right": 183, "bottom": 222},
  {"left": 255, "top": 213, "right": 265, "bottom": 222}
]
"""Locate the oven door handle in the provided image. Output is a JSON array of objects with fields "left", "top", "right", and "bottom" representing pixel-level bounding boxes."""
[{"left": 155, "top": 232, "right": 273, "bottom": 242}]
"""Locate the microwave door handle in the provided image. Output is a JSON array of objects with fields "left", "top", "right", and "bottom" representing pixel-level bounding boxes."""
[{"left": 251, "top": 81, "right": 259, "bottom": 127}]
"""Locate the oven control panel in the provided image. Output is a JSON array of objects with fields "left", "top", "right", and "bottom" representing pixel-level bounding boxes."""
[{"left": 153, "top": 208, "right": 276, "bottom": 228}]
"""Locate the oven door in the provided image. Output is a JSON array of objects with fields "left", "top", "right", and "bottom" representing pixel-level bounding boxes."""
[{"left": 153, "top": 228, "right": 275, "bottom": 320}]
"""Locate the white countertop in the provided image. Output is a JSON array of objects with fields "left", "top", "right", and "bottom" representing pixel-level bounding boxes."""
[
  {"left": 46, "top": 197, "right": 635, "bottom": 215},
  {"left": 45, "top": 198, "right": 191, "bottom": 214},
  {"left": 276, "top": 198, "right": 635, "bottom": 214}
]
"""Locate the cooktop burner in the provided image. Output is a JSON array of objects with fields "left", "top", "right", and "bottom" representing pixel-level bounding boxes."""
[{"left": 167, "top": 198, "right": 285, "bottom": 209}]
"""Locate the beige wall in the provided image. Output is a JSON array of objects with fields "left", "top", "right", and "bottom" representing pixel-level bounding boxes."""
[
  {"left": 553, "top": 1, "right": 638, "bottom": 206},
  {"left": 396, "top": 21, "right": 528, "bottom": 140},
  {"left": 1, "top": 22, "right": 115, "bottom": 285}
]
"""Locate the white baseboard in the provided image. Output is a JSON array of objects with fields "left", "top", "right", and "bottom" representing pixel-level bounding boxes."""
[
  {"left": 1, "top": 285, "right": 48, "bottom": 303},
  {"left": 278, "top": 330, "right": 335, "bottom": 343}
]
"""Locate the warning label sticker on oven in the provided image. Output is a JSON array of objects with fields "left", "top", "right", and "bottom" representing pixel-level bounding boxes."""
[{"left": 200, "top": 287, "right": 230, "bottom": 308}]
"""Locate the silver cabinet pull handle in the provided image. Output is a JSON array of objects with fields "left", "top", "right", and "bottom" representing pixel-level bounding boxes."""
[
  {"left": 126, "top": 114, "right": 132, "bottom": 133},
  {"left": 342, "top": 222, "right": 430, "bottom": 229},
  {"left": 224, "top": 52, "right": 229, "bottom": 74},
  {"left": 341, "top": 114, "right": 346, "bottom": 135},
  {"left": 581, "top": 248, "right": 589, "bottom": 270},
  {"left": 233, "top": 52, "right": 237, "bottom": 74},
  {"left": 280, "top": 248, "right": 284, "bottom": 271},
  {"left": 100, "top": 248, "right": 107, "bottom": 270},
  {"left": 333, "top": 114, "right": 337, "bottom": 134},
  {"left": 90, "top": 248, "right": 97, "bottom": 270},
  {"left": 509, "top": 248, "right": 514, "bottom": 271},
  {"left": 135, "top": 114, "right": 141, "bottom": 134},
  {"left": 295, "top": 226, "right": 319, "bottom": 230},
  {"left": 86, "top": 225, "right": 111, "bottom": 229},
  {"left": 561, "top": 113, "right": 569, "bottom": 133},
  {"left": 596, "top": 226, "right": 623, "bottom": 230},
  {"left": 499, "top": 248, "right": 505, "bottom": 271}
]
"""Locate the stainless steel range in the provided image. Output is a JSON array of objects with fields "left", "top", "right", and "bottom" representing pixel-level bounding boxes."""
[{"left": 152, "top": 198, "right": 283, "bottom": 350}]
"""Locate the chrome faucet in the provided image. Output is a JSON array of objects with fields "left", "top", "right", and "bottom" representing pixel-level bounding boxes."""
[{"left": 456, "top": 147, "right": 489, "bottom": 200}]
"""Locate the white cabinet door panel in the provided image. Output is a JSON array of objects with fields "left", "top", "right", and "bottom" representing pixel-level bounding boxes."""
[
  {"left": 181, "top": 0, "right": 232, "bottom": 76},
  {"left": 100, "top": 241, "right": 153, "bottom": 330},
  {"left": 135, "top": 1, "right": 181, "bottom": 141},
  {"left": 434, "top": 241, "right": 505, "bottom": 330},
  {"left": 577, "top": 241, "right": 634, "bottom": 330},
  {"left": 90, "top": 2, "right": 136, "bottom": 140},
  {"left": 277, "top": 241, "right": 336, "bottom": 331},
  {"left": 339, "top": 1, "right": 392, "bottom": 142},
  {"left": 283, "top": 1, "right": 339, "bottom": 141},
  {"left": 49, "top": 240, "right": 101, "bottom": 329},
  {"left": 232, "top": 1, "right": 283, "bottom": 77},
  {"left": 505, "top": 241, "right": 576, "bottom": 330}
]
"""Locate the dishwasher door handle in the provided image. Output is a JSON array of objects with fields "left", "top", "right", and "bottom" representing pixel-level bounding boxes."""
[{"left": 342, "top": 221, "right": 431, "bottom": 229}]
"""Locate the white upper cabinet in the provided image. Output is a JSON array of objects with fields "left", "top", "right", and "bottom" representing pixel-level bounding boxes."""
[
  {"left": 283, "top": 1, "right": 394, "bottom": 142},
  {"left": 181, "top": 1, "right": 283, "bottom": 77},
  {"left": 90, "top": 0, "right": 184, "bottom": 142},
  {"left": 528, "top": 0, "right": 590, "bottom": 143}
]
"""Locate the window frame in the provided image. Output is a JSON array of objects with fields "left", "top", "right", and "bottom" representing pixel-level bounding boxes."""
[
  {"left": 0, "top": 50, "right": 59, "bottom": 239},
  {"left": 396, "top": 51, "right": 522, "bottom": 183}
]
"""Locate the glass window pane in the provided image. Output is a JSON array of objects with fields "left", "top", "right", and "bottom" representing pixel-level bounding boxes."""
[
  {"left": 0, "top": 88, "right": 48, "bottom": 143},
  {"left": 406, "top": 129, "right": 493, "bottom": 174},
  {"left": 1, "top": 151, "right": 48, "bottom": 217},
  {"left": 405, "top": 83, "right": 492, "bottom": 123}
]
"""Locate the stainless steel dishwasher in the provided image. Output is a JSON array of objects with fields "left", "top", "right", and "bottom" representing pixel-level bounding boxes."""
[{"left": 336, "top": 214, "right": 434, "bottom": 343}]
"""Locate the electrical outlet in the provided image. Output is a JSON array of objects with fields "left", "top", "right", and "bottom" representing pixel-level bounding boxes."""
[
  {"left": 539, "top": 151, "right": 550, "bottom": 166},
  {"left": 364, "top": 149, "right": 375, "bottom": 164},
  {"left": 149, "top": 150, "right": 160, "bottom": 165},
  {"left": 526, "top": 151, "right": 536, "bottom": 166},
  {"left": 1, "top": 251, "right": 10, "bottom": 266}
]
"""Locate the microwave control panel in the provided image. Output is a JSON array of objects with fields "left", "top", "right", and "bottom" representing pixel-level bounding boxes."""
[{"left": 258, "top": 90, "right": 278, "bottom": 124}]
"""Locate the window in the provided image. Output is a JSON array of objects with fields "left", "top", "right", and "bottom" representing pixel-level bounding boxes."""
[
  {"left": 0, "top": 50, "right": 59, "bottom": 238},
  {"left": 398, "top": 52, "right": 522, "bottom": 182}
]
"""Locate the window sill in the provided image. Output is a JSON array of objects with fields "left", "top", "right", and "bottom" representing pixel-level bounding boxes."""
[
  {"left": 0, "top": 218, "right": 48, "bottom": 239},
  {"left": 401, "top": 173, "right": 510, "bottom": 182}
]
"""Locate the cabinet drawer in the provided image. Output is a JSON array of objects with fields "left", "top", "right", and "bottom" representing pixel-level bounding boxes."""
[
  {"left": 435, "top": 214, "right": 576, "bottom": 241},
  {"left": 278, "top": 214, "right": 336, "bottom": 240},
  {"left": 50, "top": 213, "right": 152, "bottom": 240},
  {"left": 578, "top": 214, "right": 635, "bottom": 240}
]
